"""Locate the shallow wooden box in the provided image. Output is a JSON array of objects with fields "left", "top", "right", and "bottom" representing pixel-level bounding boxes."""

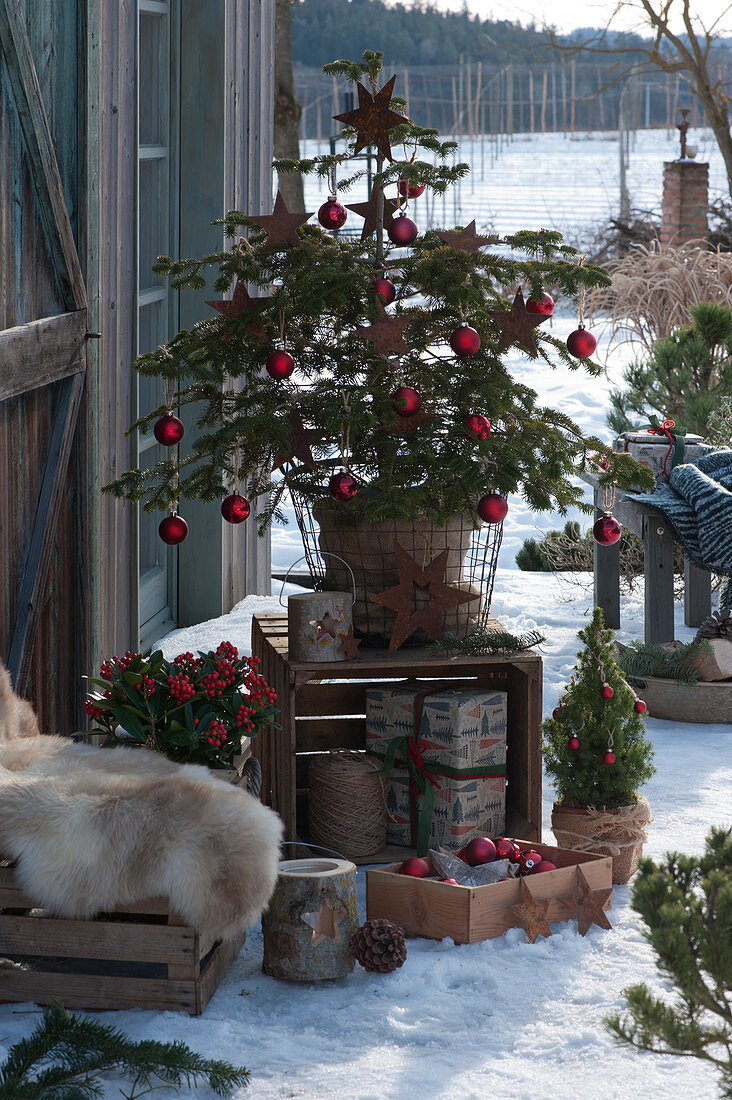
[
  {"left": 0, "top": 862, "right": 244, "bottom": 1014},
  {"left": 366, "top": 839, "right": 612, "bottom": 944}
]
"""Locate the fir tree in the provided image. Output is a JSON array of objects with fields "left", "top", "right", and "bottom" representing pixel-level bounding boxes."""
[
  {"left": 104, "top": 50, "right": 652, "bottom": 533},
  {"left": 542, "top": 608, "right": 655, "bottom": 810},
  {"left": 607, "top": 827, "right": 732, "bottom": 1098}
]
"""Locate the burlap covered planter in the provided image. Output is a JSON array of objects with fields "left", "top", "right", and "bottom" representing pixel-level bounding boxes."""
[
  {"left": 551, "top": 797, "right": 653, "bottom": 885},
  {"left": 312, "top": 505, "right": 484, "bottom": 645}
]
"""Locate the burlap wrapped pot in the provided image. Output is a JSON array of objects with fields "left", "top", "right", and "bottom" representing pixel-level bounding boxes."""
[
  {"left": 312, "top": 505, "right": 482, "bottom": 645},
  {"left": 551, "top": 797, "right": 653, "bottom": 885}
]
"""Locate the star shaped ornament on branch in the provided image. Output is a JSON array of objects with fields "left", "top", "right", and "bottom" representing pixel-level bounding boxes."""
[
  {"left": 370, "top": 541, "right": 479, "bottom": 654},
  {"left": 487, "top": 289, "right": 546, "bottom": 359},
  {"left": 436, "top": 220, "right": 497, "bottom": 253},
  {"left": 563, "top": 866, "right": 613, "bottom": 936},
  {"left": 382, "top": 409, "right": 436, "bottom": 436},
  {"left": 205, "top": 279, "right": 271, "bottom": 320},
  {"left": 333, "top": 75, "right": 410, "bottom": 162},
  {"left": 510, "top": 877, "right": 553, "bottom": 944},
  {"left": 357, "top": 313, "right": 411, "bottom": 357},
  {"left": 246, "top": 190, "right": 313, "bottom": 246},
  {"left": 346, "top": 188, "right": 400, "bottom": 239},
  {"left": 272, "top": 408, "right": 316, "bottom": 471}
]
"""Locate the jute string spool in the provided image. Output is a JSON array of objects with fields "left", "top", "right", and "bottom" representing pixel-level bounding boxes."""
[
  {"left": 309, "top": 751, "right": 387, "bottom": 861},
  {"left": 551, "top": 796, "right": 653, "bottom": 884}
]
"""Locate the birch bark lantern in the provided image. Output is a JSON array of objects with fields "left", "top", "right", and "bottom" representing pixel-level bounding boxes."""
[
  {"left": 262, "top": 858, "right": 359, "bottom": 981},
  {"left": 288, "top": 592, "right": 353, "bottom": 662}
]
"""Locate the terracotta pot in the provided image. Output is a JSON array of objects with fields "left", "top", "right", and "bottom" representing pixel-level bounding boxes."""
[{"left": 551, "top": 798, "right": 652, "bottom": 885}]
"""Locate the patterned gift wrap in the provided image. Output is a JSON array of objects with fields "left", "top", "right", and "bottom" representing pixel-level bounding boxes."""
[
  {"left": 613, "top": 429, "right": 712, "bottom": 488},
  {"left": 365, "top": 684, "right": 507, "bottom": 853}
]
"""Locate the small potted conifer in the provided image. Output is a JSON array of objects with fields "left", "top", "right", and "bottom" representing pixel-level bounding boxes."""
[{"left": 542, "top": 608, "right": 655, "bottom": 883}]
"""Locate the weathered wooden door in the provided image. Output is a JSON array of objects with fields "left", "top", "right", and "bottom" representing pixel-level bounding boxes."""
[{"left": 0, "top": 0, "right": 89, "bottom": 731}]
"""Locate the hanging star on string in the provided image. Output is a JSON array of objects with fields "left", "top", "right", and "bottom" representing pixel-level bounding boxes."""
[
  {"left": 333, "top": 76, "right": 410, "bottom": 162},
  {"left": 346, "top": 188, "right": 400, "bottom": 239},
  {"left": 382, "top": 409, "right": 437, "bottom": 436},
  {"left": 337, "top": 626, "right": 362, "bottom": 661},
  {"left": 563, "top": 866, "right": 613, "bottom": 936},
  {"left": 436, "top": 220, "right": 497, "bottom": 253},
  {"left": 272, "top": 408, "right": 316, "bottom": 471},
  {"left": 356, "top": 313, "right": 411, "bottom": 357},
  {"left": 487, "top": 288, "right": 546, "bottom": 358},
  {"left": 510, "top": 877, "right": 553, "bottom": 944},
  {"left": 246, "top": 190, "right": 313, "bottom": 246},
  {"left": 301, "top": 898, "right": 346, "bottom": 946},
  {"left": 206, "top": 279, "right": 271, "bottom": 319},
  {"left": 370, "top": 541, "right": 479, "bottom": 654}
]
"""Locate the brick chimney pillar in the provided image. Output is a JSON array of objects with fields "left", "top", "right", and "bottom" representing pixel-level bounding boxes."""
[{"left": 660, "top": 161, "right": 709, "bottom": 246}]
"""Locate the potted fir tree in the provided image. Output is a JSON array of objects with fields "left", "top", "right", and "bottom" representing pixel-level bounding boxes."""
[
  {"left": 105, "top": 50, "right": 652, "bottom": 649},
  {"left": 543, "top": 608, "right": 655, "bottom": 884}
]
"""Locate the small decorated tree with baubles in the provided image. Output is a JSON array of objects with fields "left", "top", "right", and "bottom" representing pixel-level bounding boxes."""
[
  {"left": 543, "top": 607, "right": 655, "bottom": 882},
  {"left": 104, "top": 49, "right": 652, "bottom": 648}
]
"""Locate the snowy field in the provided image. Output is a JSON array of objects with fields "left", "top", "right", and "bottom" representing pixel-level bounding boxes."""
[{"left": 1, "top": 131, "right": 730, "bottom": 1098}]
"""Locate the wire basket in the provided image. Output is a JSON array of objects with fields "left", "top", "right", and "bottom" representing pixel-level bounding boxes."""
[{"left": 292, "top": 495, "right": 503, "bottom": 648}]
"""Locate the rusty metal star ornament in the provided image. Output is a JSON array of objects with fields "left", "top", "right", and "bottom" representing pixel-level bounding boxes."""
[
  {"left": 382, "top": 409, "right": 436, "bottom": 436},
  {"left": 337, "top": 626, "right": 363, "bottom": 661},
  {"left": 487, "top": 288, "right": 546, "bottom": 358},
  {"left": 563, "top": 866, "right": 613, "bottom": 937},
  {"left": 247, "top": 190, "right": 313, "bottom": 246},
  {"left": 346, "top": 187, "right": 400, "bottom": 239},
  {"left": 272, "top": 408, "right": 316, "bottom": 471},
  {"left": 333, "top": 76, "right": 410, "bottom": 162},
  {"left": 510, "top": 877, "right": 553, "bottom": 944},
  {"left": 436, "top": 220, "right": 497, "bottom": 253},
  {"left": 356, "top": 313, "right": 411, "bottom": 357},
  {"left": 370, "top": 541, "right": 479, "bottom": 654},
  {"left": 205, "top": 279, "right": 271, "bottom": 319}
]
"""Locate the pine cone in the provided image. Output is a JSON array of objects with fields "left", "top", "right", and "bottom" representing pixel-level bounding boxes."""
[
  {"left": 694, "top": 609, "right": 732, "bottom": 642},
  {"left": 350, "top": 918, "right": 407, "bottom": 974}
]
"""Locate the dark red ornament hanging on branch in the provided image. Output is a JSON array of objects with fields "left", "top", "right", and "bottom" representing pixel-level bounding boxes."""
[
  {"left": 526, "top": 292, "right": 554, "bottom": 317},
  {"left": 318, "top": 198, "right": 348, "bottom": 230},
  {"left": 393, "top": 386, "right": 422, "bottom": 417},
  {"left": 477, "top": 492, "right": 508, "bottom": 524},
  {"left": 266, "top": 349, "right": 295, "bottom": 380},
  {"left": 593, "top": 513, "right": 621, "bottom": 546},
  {"left": 634, "top": 699, "right": 647, "bottom": 715},
  {"left": 388, "top": 214, "right": 418, "bottom": 246},
  {"left": 328, "top": 470, "right": 358, "bottom": 502},
  {"left": 221, "top": 491, "right": 251, "bottom": 524},
  {"left": 450, "top": 324, "right": 481, "bottom": 357},
  {"left": 398, "top": 178, "right": 425, "bottom": 198},
  {"left": 568, "top": 735, "right": 580, "bottom": 751},
  {"left": 600, "top": 683, "right": 614, "bottom": 700},
  {"left": 153, "top": 413, "right": 185, "bottom": 447},
  {"left": 159, "top": 513, "right": 188, "bottom": 545},
  {"left": 372, "top": 277, "right": 396, "bottom": 305},
  {"left": 464, "top": 414, "right": 491, "bottom": 439},
  {"left": 567, "top": 325, "right": 597, "bottom": 359}
]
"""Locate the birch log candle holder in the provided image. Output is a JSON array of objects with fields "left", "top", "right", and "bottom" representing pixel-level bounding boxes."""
[{"left": 281, "top": 555, "right": 356, "bottom": 663}]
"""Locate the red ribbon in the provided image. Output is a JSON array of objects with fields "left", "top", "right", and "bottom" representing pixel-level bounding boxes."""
[
  {"left": 405, "top": 736, "right": 440, "bottom": 788},
  {"left": 647, "top": 419, "right": 676, "bottom": 478}
]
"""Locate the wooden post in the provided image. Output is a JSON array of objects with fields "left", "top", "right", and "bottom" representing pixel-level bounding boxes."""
[
  {"left": 593, "top": 488, "right": 621, "bottom": 629},
  {"left": 643, "top": 514, "right": 675, "bottom": 644},
  {"left": 684, "top": 557, "right": 711, "bottom": 628}
]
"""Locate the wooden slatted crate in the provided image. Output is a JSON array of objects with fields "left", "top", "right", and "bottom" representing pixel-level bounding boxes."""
[{"left": 0, "top": 862, "right": 244, "bottom": 1014}]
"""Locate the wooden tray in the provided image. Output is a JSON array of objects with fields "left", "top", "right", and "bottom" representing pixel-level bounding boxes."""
[{"left": 636, "top": 676, "right": 732, "bottom": 723}]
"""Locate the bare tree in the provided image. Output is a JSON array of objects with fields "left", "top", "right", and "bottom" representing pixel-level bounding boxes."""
[
  {"left": 274, "top": 0, "right": 305, "bottom": 211},
  {"left": 549, "top": 1, "right": 732, "bottom": 200}
]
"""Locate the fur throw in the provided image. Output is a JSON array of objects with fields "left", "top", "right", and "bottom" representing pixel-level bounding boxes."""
[{"left": 0, "top": 664, "right": 283, "bottom": 940}]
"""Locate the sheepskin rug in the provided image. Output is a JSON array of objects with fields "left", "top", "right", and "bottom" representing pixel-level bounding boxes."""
[{"left": 0, "top": 664, "right": 283, "bottom": 940}]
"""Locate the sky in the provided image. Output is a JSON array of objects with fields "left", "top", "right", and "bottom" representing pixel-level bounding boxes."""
[{"left": 397, "top": 0, "right": 732, "bottom": 35}]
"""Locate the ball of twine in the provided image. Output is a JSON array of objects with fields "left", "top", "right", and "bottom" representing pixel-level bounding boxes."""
[{"left": 309, "top": 750, "right": 387, "bottom": 861}]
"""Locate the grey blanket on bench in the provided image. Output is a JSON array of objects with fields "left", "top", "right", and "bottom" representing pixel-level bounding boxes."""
[{"left": 633, "top": 449, "right": 732, "bottom": 573}]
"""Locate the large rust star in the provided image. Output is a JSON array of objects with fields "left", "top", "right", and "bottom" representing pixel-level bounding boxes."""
[
  {"left": 272, "top": 408, "right": 316, "bottom": 471},
  {"left": 370, "top": 541, "right": 479, "bottom": 654},
  {"left": 247, "top": 190, "right": 313, "bottom": 246},
  {"left": 436, "top": 220, "right": 497, "bottom": 253},
  {"left": 333, "top": 76, "right": 410, "bottom": 162},
  {"left": 206, "top": 279, "right": 271, "bottom": 319},
  {"left": 563, "top": 866, "right": 613, "bottom": 936},
  {"left": 487, "top": 289, "right": 546, "bottom": 358},
  {"left": 346, "top": 187, "right": 400, "bottom": 239},
  {"left": 357, "top": 313, "right": 410, "bottom": 357},
  {"left": 510, "top": 877, "right": 553, "bottom": 944},
  {"left": 301, "top": 897, "right": 346, "bottom": 946}
]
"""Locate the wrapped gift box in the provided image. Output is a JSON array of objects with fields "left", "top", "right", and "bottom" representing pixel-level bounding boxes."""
[
  {"left": 365, "top": 684, "right": 507, "bottom": 851},
  {"left": 613, "top": 432, "right": 713, "bottom": 488}
]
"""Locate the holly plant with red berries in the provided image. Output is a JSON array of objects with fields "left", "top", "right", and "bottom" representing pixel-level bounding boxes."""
[
  {"left": 81, "top": 642, "right": 278, "bottom": 768},
  {"left": 104, "top": 49, "right": 653, "bottom": 539},
  {"left": 543, "top": 608, "right": 655, "bottom": 810}
]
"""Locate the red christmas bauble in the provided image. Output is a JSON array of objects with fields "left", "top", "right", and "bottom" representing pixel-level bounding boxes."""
[
  {"left": 566, "top": 325, "right": 597, "bottom": 359},
  {"left": 372, "top": 277, "right": 396, "bottom": 305},
  {"left": 393, "top": 385, "right": 422, "bottom": 417},
  {"left": 477, "top": 492, "right": 508, "bottom": 524},
  {"left": 441, "top": 878, "right": 459, "bottom": 885},
  {"left": 552, "top": 707, "right": 562, "bottom": 720},
  {"left": 153, "top": 413, "right": 185, "bottom": 447},
  {"left": 531, "top": 860, "right": 557, "bottom": 874},
  {"left": 526, "top": 292, "right": 555, "bottom": 317},
  {"left": 494, "top": 837, "right": 520, "bottom": 861},
  {"left": 603, "top": 750, "right": 616, "bottom": 765},
  {"left": 317, "top": 198, "right": 347, "bottom": 229},
  {"left": 399, "top": 856, "right": 431, "bottom": 878},
  {"left": 601, "top": 683, "right": 614, "bottom": 700},
  {"left": 634, "top": 699, "right": 648, "bottom": 715},
  {"left": 266, "top": 349, "right": 295, "bottom": 380},
  {"left": 463, "top": 836, "right": 497, "bottom": 865},
  {"left": 568, "top": 735, "right": 580, "bottom": 751},
  {"left": 516, "top": 850, "right": 543, "bottom": 875},
  {"left": 159, "top": 514, "right": 188, "bottom": 545},
  {"left": 450, "top": 325, "right": 481, "bottom": 357},
  {"left": 593, "top": 514, "right": 622, "bottom": 546},
  {"left": 464, "top": 414, "right": 491, "bottom": 440},
  {"left": 220, "top": 491, "right": 251, "bottom": 524},
  {"left": 388, "top": 214, "right": 418, "bottom": 246},
  {"left": 398, "top": 178, "right": 425, "bottom": 198},
  {"left": 328, "top": 471, "right": 358, "bottom": 502}
]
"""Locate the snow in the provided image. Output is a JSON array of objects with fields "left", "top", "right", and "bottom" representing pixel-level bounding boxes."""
[{"left": 1, "top": 128, "right": 730, "bottom": 1099}]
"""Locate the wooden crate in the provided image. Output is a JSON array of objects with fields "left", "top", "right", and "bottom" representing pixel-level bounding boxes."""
[
  {"left": 366, "top": 839, "right": 612, "bottom": 944},
  {"left": 251, "top": 613, "right": 543, "bottom": 856},
  {"left": 0, "top": 863, "right": 244, "bottom": 1014}
]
